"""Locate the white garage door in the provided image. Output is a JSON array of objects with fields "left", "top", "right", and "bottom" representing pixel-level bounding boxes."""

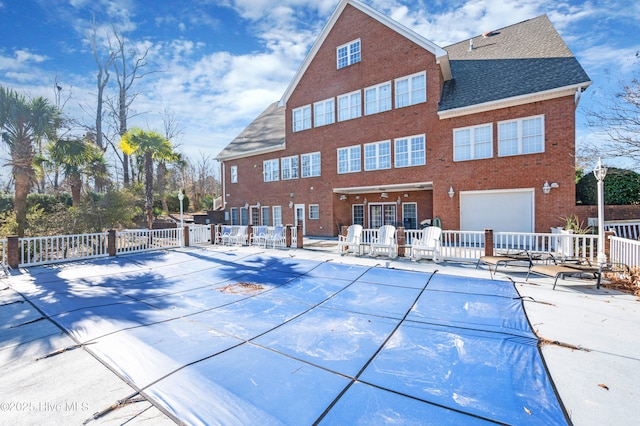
[{"left": 460, "top": 190, "right": 534, "bottom": 233}]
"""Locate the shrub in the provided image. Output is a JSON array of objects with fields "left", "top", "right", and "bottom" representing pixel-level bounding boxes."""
[{"left": 577, "top": 167, "right": 640, "bottom": 205}]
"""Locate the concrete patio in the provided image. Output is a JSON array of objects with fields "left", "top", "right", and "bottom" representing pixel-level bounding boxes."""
[{"left": 1, "top": 238, "right": 638, "bottom": 425}]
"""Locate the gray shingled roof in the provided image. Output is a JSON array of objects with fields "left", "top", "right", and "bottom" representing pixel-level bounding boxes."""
[
  {"left": 215, "top": 102, "right": 285, "bottom": 160},
  {"left": 439, "top": 15, "right": 591, "bottom": 112}
]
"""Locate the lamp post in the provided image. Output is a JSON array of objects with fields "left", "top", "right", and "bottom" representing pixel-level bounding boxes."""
[
  {"left": 178, "top": 190, "right": 184, "bottom": 247},
  {"left": 594, "top": 158, "right": 607, "bottom": 265}
]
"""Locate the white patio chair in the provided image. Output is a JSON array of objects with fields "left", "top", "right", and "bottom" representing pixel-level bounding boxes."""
[
  {"left": 218, "top": 226, "right": 234, "bottom": 245},
  {"left": 337, "top": 224, "right": 363, "bottom": 255},
  {"left": 265, "top": 225, "right": 286, "bottom": 248},
  {"left": 230, "top": 226, "right": 248, "bottom": 246},
  {"left": 410, "top": 226, "right": 442, "bottom": 262},
  {"left": 369, "top": 225, "right": 397, "bottom": 258},
  {"left": 250, "top": 226, "right": 268, "bottom": 247}
]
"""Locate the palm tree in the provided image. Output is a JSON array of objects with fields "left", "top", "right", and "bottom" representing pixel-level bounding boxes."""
[
  {"left": 48, "top": 138, "right": 106, "bottom": 206},
  {"left": 0, "top": 86, "right": 58, "bottom": 237},
  {"left": 120, "top": 128, "right": 177, "bottom": 229}
]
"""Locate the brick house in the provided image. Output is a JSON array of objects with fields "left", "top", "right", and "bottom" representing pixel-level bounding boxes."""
[{"left": 215, "top": 0, "right": 591, "bottom": 237}]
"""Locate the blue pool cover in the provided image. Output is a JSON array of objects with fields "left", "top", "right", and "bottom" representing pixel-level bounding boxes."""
[{"left": 10, "top": 250, "right": 569, "bottom": 425}]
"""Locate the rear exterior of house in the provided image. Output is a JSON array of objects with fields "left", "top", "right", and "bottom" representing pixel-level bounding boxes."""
[{"left": 215, "top": 0, "right": 591, "bottom": 237}]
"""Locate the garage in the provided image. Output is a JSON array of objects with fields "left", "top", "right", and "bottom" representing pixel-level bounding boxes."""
[{"left": 460, "top": 189, "right": 534, "bottom": 233}]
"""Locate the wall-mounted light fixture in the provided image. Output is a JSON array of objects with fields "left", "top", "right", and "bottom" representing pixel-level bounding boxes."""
[
  {"left": 448, "top": 186, "right": 455, "bottom": 198},
  {"left": 363, "top": 198, "right": 368, "bottom": 206},
  {"left": 288, "top": 200, "right": 293, "bottom": 209},
  {"left": 289, "top": 192, "right": 294, "bottom": 198},
  {"left": 381, "top": 192, "right": 388, "bottom": 199},
  {"left": 256, "top": 201, "right": 261, "bottom": 208},
  {"left": 396, "top": 196, "right": 401, "bottom": 205},
  {"left": 339, "top": 194, "right": 347, "bottom": 201},
  {"left": 542, "top": 181, "right": 559, "bottom": 194},
  {"left": 244, "top": 202, "right": 249, "bottom": 209}
]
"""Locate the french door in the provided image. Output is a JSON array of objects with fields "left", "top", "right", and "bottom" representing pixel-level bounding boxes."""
[{"left": 369, "top": 203, "right": 396, "bottom": 228}]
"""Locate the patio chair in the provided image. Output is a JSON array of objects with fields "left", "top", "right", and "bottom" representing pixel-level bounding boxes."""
[
  {"left": 337, "top": 224, "right": 363, "bottom": 255},
  {"left": 410, "top": 226, "right": 442, "bottom": 262},
  {"left": 250, "top": 226, "right": 268, "bottom": 247},
  {"left": 230, "top": 226, "right": 248, "bottom": 246},
  {"left": 265, "top": 225, "right": 286, "bottom": 248},
  {"left": 217, "top": 226, "right": 234, "bottom": 245},
  {"left": 369, "top": 225, "right": 397, "bottom": 258}
]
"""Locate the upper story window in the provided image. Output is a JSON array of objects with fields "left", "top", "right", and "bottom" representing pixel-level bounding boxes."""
[
  {"left": 338, "top": 145, "right": 361, "bottom": 174},
  {"left": 230, "top": 165, "right": 238, "bottom": 183},
  {"left": 365, "top": 82, "right": 391, "bottom": 115},
  {"left": 337, "top": 39, "right": 361, "bottom": 69},
  {"left": 498, "top": 115, "right": 544, "bottom": 156},
  {"left": 395, "top": 71, "right": 426, "bottom": 108},
  {"left": 301, "top": 152, "right": 321, "bottom": 178},
  {"left": 395, "top": 135, "right": 426, "bottom": 167},
  {"left": 454, "top": 124, "right": 493, "bottom": 161},
  {"left": 263, "top": 159, "right": 279, "bottom": 182},
  {"left": 314, "top": 98, "right": 335, "bottom": 127},
  {"left": 364, "top": 140, "right": 391, "bottom": 171},
  {"left": 281, "top": 155, "right": 299, "bottom": 180},
  {"left": 292, "top": 105, "right": 311, "bottom": 132},
  {"left": 338, "top": 90, "right": 361, "bottom": 122}
]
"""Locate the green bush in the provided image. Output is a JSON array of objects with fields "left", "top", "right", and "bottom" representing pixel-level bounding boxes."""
[
  {"left": 166, "top": 192, "right": 189, "bottom": 212},
  {"left": 576, "top": 167, "right": 640, "bottom": 205}
]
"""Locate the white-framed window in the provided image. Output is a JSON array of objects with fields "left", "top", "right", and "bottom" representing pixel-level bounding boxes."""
[
  {"left": 240, "top": 207, "right": 248, "bottom": 225},
  {"left": 314, "top": 98, "right": 335, "bottom": 127},
  {"left": 281, "top": 156, "right": 299, "bottom": 180},
  {"left": 395, "top": 134, "right": 426, "bottom": 167},
  {"left": 261, "top": 206, "right": 270, "bottom": 226},
  {"left": 338, "top": 90, "right": 361, "bottom": 122},
  {"left": 301, "top": 152, "right": 321, "bottom": 178},
  {"left": 337, "top": 145, "right": 361, "bottom": 174},
  {"left": 272, "top": 206, "right": 282, "bottom": 226},
  {"left": 364, "top": 140, "right": 391, "bottom": 171},
  {"left": 395, "top": 71, "right": 426, "bottom": 108},
  {"left": 498, "top": 115, "right": 544, "bottom": 156},
  {"left": 309, "top": 204, "right": 319, "bottom": 220},
  {"left": 230, "top": 207, "right": 238, "bottom": 225},
  {"left": 364, "top": 82, "right": 391, "bottom": 115},
  {"left": 293, "top": 105, "right": 311, "bottom": 132},
  {"left": 352, "top": 204, "right": 364, "bottom": 227},
  {"left": 230, "top": 165, "right": 238, "bottom": 183},
  {"left": 402, "top": 203, "right": 417, "bottom": 229},
  {"left": 337, "top": 39, "right": 361, "bottom": 69},
  {"left": 263, "top": 159, "right": 279, "bottom": 182},
  {"left": 454, "top": 124, "right": 493, "bottom": 161}
]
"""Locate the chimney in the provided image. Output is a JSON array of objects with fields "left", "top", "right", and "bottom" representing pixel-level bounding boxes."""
[{"left": 469, "top": 39, "right": 474, "bottom": 51}]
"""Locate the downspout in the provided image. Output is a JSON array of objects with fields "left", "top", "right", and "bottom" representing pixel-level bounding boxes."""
[{"left": 220, "top": 161, "right": 226, "bottom": 211}]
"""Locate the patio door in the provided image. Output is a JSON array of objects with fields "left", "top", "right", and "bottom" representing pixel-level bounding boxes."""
[
  {"left": 294, "top": 203, "right": 305, "bottom": 236},
  {"left": 369, "top": 203, "right": 396, "bottom": 228}
]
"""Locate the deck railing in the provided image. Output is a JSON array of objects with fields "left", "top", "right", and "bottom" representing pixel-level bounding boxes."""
[
  {"left": 19, "top": 233, "right": 109, "bottom": 267},
  {"left": 605, "top": 220, "right": 640, "bottom": 240},
  {"left": 609, "top": 236, "right": 640, "bottom": 268},
  {"left": 115, "top": 228, "right": 181, "bottom": 255}
]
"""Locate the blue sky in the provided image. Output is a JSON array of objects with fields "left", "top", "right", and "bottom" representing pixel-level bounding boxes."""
[{"left": 1, "top": 0, "right": 639, "bottom": 181}]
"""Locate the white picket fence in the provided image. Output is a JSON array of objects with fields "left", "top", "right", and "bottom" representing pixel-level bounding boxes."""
[
  {"left": 19, "top": 233, "right": 109, "bottom": 267},
  {"left": 116, "top": 228, "right": 181, "bottom": 255},
  {"left": 609, "top": 236, "right": 640, "bottom": 268},
  {"left": 605, "top": 220, "right": 640, "bottom": 240}
]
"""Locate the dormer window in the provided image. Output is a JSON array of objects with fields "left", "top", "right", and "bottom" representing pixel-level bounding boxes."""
[{"left": 337, "top": 39, "right": 361, "bottom": 69}]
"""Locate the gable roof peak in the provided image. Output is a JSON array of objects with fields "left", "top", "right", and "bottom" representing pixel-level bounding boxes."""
[{"left": 279, "top": 0, "right": 448, "bottom": 106}]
